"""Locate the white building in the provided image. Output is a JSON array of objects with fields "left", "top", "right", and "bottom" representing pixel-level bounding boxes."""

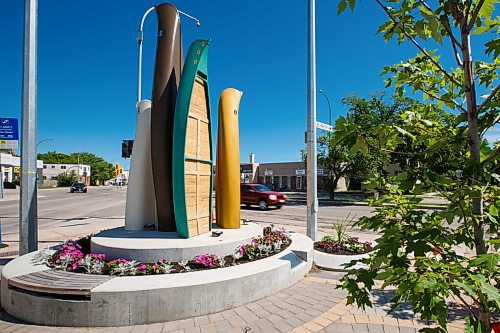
[
  {"left": 0, "top": 153, "right": 44, "bottom": 188},
  {"left": 42, "top": 163, "right": 91, "bottom": 187}
]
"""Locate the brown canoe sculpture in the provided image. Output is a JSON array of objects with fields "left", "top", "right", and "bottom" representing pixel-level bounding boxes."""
[{"left": 150, "top": 3, "right": 183, "bottom": 231}]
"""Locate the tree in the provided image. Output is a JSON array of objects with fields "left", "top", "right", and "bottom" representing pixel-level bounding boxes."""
[
  {"left": 341, "top": 93, "right": 458, "bottom": 173},
  {"left": 38, "top": 151, "right": 115, "bottom": 185},
  {"left": 317, "top": 136, "right": 377, "bottom": 199},
  {"left": 335, "top": 0, "right": 499, "bottom": 331},
  {"left": 56, "top": 171, "right": 77, "bottom": 187}
]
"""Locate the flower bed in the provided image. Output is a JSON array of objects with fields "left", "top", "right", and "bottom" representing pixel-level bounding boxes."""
[
  {"left": 314, "top": 235, "right": 372, "bottom": 255},
  {"left": 40, "top": 226, "right": 291, "bottom": 276}
]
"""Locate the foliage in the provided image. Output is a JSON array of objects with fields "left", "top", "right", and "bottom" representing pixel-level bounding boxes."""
[
  {"left": 340, "top": 93, "right": 457, "bottom": 173},
  {"left": 318, "top": 136, "right": 377, "bottom": 199},
  {"left": 317, "top": 214, "right": 372, "bottom": 254},
  {"left": 107, "top": 258, "right": 140, "bottom": 276},
  {"left": 235, "top": 226, "right": 291, "bottom": 260},
  {"left": 47, "top": 227, "right": 292, "bottom": 276},
  {"left": 80, "top": 254, "right": 106, "bottom": 275},
  {"left": 193, "top": 254, "right": 220, "bottom": 269},
  {"left": 56, "top": 171, "right": 78, "bottom": 187},
  {"left": 38, "top": 151, "right": 115, "bottom": 185},
  {"left": 51, "top": 242, "right": 84, "bottom": 271},
  {"left": 335, "top": 0, "right": 499, "bottom": 331},
  {"left": 329, "top": 213, "right": 357, "bottom": 247}
]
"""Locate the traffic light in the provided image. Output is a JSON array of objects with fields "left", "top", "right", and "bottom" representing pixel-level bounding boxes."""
[
  {"left": 119, "top": 168, "right": 123, "bottom": 174},
  {"left": 115, "top": 163, "right": 121, "bottom": 176},
  {"left": 121, "top": 140, "right": 134, "bottom": 158}
]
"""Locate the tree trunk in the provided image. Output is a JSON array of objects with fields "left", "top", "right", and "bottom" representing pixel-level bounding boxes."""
[
  {"left": 331, "top": 176, "right": 341, "bottom": 201},
  {"left": 461, "top": 24, "right": 490, "bottom": 328}
]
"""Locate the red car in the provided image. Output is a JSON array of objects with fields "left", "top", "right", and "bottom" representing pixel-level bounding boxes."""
[{"left": 241, "top": 184, "right": 287, "bottom": 210}]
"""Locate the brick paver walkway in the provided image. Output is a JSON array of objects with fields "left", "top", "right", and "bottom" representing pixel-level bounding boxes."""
[{"left": 0, "top": 269, "right": 468, "bottom": 333}]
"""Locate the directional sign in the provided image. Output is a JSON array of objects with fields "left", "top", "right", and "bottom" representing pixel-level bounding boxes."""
[
  {"left": 315, "top": 121, "right": 333, "bottom": 132},
  {"left": 318, "top": 168, "right": 324, "bottom": 176},
  {"left": 0, "top": 118, "right": 19, "bottom": 140}
]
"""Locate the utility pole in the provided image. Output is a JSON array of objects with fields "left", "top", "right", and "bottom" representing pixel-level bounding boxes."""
[
  {"left": 20, "top": 0, "right": 38, "bottom": 255},
  {"left": 307, "top": 0, "right": 318, "bottom": 241}
]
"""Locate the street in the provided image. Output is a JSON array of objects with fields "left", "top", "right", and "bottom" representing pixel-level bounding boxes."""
[{"left": 0, "top": 186, "right": 378, "bottom": 254}]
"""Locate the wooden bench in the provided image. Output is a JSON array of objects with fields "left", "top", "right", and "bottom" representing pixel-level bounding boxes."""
[{"left": 9, "top": 269, "right": 113, "bottom": 297}]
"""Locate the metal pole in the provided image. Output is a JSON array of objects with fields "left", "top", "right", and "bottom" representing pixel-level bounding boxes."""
[
  {"left": 319, "top": 89, "right": 332, "bottom": 126},
  {"left": 20, "top": 0, "right": 38, "bottom": 255},
  {"left": 136, "top": 6, "right": 155, "bottom": 112},
  {"left": 0, "top": 154, "right": 4, "bottom": 199},
  {"left": 307, "top": 0, "right": 318, "bottom": 241}
]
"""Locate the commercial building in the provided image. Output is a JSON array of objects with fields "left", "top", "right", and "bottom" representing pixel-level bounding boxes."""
[
  {"left": 239, "top": 153, "right": 347, "bottom": 192},
  {"left": 42, "top": 163, "right": 91, "bottom": 187},
  {"left": 0, "top": 153, "right": 44, "bottom": 188}
]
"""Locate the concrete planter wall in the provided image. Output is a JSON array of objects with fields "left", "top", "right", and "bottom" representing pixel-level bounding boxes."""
[
  {"left": 1, "top": 232, "right": 313, "bottom": 327},
  {"left": 314, "top": 249, "right": 370, "bottom": 271}
]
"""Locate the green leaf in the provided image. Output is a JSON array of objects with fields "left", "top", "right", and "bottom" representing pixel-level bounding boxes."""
[
  {"left": 337, "top": 0, "right": 347, "bottom": 14},
  {"left": 469, "top": 253, "right": 499, "bottom": 271},
  {"left": 347, "top": 0, "right": 356, "bottom": 12},
  {"left": 455, "top": 280, "right": 479, "bottom": 299},
  {"left": 477, "top": 0, "right": 497, "bottom": 21},
  {"left": 394, "top": 126, "right": 416, "bottom": 140},
  {"left": 474, "top": 274, "right": 500, "bottom": 307},
  {"left": 484, "top": 38, "right": 499, "bottom": 59},
  {"left": 489, "top": 203, "right": 499, "bottom": 216}
]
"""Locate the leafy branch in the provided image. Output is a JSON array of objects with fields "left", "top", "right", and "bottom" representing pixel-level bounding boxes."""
[
  {"left": 478, "top": 84, "right": 500, "bottom": 113},
  {"left": 467, "top": 0, "right": 487, "bottom": 31},
  {"left": 375, "top": 0, "right": 462, "bottom": 87}
]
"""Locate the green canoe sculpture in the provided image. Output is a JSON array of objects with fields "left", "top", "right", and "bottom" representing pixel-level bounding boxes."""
[{"left": 173, "top": 40, "right": 213, "bottom": 238}]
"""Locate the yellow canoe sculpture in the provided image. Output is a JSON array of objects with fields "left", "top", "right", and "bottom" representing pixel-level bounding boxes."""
[{"left": 215, "top": 88, "right": 243, "bottom": 229}]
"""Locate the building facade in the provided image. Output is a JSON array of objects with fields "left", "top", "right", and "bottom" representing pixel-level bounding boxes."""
[
  {"left": 239, "top": 154, "right": 347, "bottom": 192},
  {"left": 0, "top": 153, "right": 44, "bottom": 188},
  {"left": 42, "top": 163, "right": 91, "bottom": 187}
]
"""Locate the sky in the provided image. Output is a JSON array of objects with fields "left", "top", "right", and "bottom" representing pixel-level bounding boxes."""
[{"left": 0, "top": 0, "right": 497, "bottom": 168}]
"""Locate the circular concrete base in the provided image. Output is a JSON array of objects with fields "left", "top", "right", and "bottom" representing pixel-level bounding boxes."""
[
  {"left": 91, "top": 222, "right": 262, "bottom": 262},
  {"left": 314, "top": 249, "right": 370, "bottom": 271},
  {"left": 1, "top": 232, "right": 314, "bottom": 327}
]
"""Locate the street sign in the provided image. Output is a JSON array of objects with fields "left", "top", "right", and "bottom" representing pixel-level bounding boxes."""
[
  {"left": 0, "top": 118, "right": 19, "bottom": 140},
  {"left": 264, "top": 169, "right": 273, "bottom": 176},
  {"left": 315, "top": 121, "right": 333, "bottom": 132},
  {"left": 240, "top": 164, "right": 253, "bottom": 173},
  {"left": 296, "top": 169, "right": 306, "bottom": 176},
  {"left": 318, "top": 168, "right": 324, "bottom": 175},
  {"left": 0, "top": 118, "right": 19, "bottom": 149}
]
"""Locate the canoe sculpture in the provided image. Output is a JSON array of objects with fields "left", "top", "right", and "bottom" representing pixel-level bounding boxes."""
[
  {"left": 125, "top": 100, "right": 157, "bottom": 230},
  {"left": 215, "top": 88, "right": 243, "bottom": 229},
  {"left": 150, "top": 3, "right": 183, "bottom": 231},
  {"left": 173, "top": 40, "right": 213, "bottom": 238}
]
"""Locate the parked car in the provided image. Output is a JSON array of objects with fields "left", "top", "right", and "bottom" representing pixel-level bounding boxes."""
[
  {"left": 70, "top": 183, "right": 87, "bottom": 193},
  {"left": 241, "top": 184, "right": 287, "bottom": 210}
]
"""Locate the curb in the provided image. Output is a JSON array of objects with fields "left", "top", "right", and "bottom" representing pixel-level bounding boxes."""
[{"left": 287, "top": 199, "right": 446, "bottom": 210}]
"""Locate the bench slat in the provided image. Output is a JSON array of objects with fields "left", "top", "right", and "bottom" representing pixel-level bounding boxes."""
[{"left": 9, "top": 269, "right": 113, "bottom": 297}]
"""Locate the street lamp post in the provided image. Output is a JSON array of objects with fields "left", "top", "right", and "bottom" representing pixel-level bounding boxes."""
[
  {"left": 19, "top": 0, "right": 38, "bottom": 255},
  {"left": 307, "top": 0, "right": 318, "bottom": 241},
  {"left": 136, "top": 6, "right": 201, "bottom": 111},
  {"left": 319, "top": 89, "right": 332, "bottom": 126},
  {"left": 37, "top": 138, "right": 54, "bottom": 148}
]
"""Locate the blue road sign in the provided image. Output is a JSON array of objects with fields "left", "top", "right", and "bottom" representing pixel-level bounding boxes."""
[{"left": 0, "top": 118, "right": 19, "bottom": 140}]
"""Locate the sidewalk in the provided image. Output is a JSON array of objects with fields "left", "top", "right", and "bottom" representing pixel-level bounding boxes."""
[{"left": 0, "top": 269, "right": 466, "bottom": 333}]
